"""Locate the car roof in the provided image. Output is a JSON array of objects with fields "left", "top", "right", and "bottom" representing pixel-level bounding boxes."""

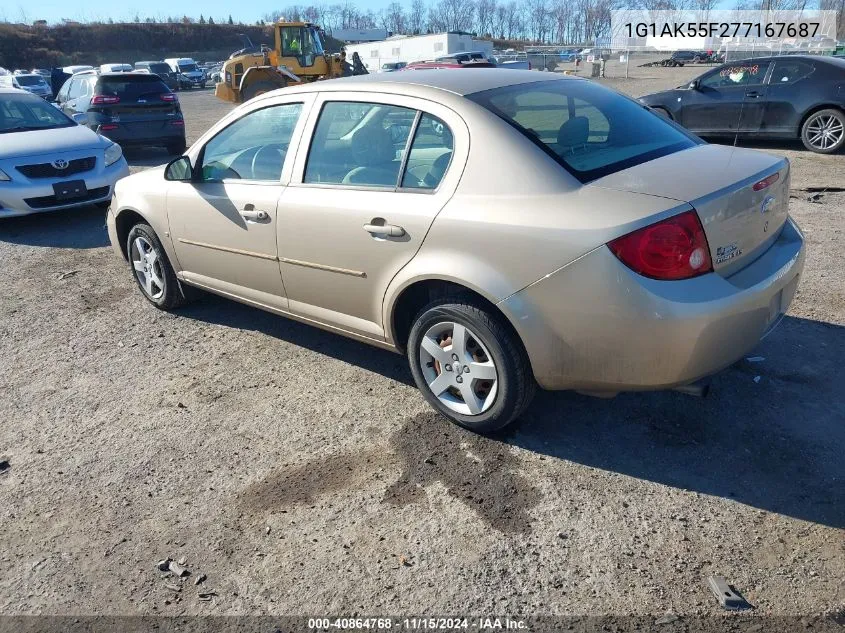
[
  {"left": 287, "top": 68, "right": 571, "bottom": 97},
  {"left": 0, "top": 86, "right": 40, "bottom": 96}
]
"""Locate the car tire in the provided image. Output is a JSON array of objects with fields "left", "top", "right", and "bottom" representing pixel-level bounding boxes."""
[
  {"left": 407, "top": 298, "right": 535, "bottom": 434},
  {"left": 126, "top": 223, "right": 191, "bottom": 311},
  {"left": 243, "top": 80, "right": 282, "bottom": 101},
  {"left": 167, "top": 139, "right": 187, "bottom": 155},
  {"left": 800, "top": 108, "right": 845, "bottom": 154}
]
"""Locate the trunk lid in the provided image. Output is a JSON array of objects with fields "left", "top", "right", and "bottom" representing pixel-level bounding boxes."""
[{"left": 591, "top": 144, "right": 790, "bottom": 276}]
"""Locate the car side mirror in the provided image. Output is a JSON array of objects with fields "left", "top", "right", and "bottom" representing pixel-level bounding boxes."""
[
  {"left": 71, "top": 112, "right": 87, "bottom": 125},
  {"left": 165, "top": 156, "right": 193, "bottom": 181},
  {"left": 689, "top": 80, "right": 700, "bottom": 90}
]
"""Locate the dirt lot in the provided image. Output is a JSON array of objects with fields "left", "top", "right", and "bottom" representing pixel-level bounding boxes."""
[{"left": 0, "top": 67, "right": 843, "bottom": 624}]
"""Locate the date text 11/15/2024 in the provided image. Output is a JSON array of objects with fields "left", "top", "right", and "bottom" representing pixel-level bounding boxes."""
[{"left": 307, "top": 617, "right": 528, "bottom": 630}]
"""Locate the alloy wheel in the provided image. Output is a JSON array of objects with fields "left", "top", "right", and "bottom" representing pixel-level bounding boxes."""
[
  {"left": 806, "top": 114, "right": 844, "bottom": 151},
  {"left": 130, "top": 236, "right": 166, "bottom": 300},
  {"left": 418, "top": 321, "right": 498, "bottom": 416}
]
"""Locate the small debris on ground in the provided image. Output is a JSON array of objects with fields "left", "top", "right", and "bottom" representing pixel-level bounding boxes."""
[
  {"left": 194, "top": 573, "right": 206, "bottom": 586},
  {"left": 753, "top": 376, "right": 762, "bottom": 383},
  {"left": 265, "top": 526, "right": 271, "bottom": 535},
  {"left": 168, "top": 560, "right": 189, "bottom": 577},
  {"left": 177, "top": 556, "right": 187, "bottom": 566},
  {"left": 655, "top": 614, "right": 679, "bottom": 625},
  {"left": 156, "top": 559, "right": 171, "bottom": 572},
  {"left": 56, "top": 270, "right": 80, "bottom": 280},
  {"left": 707, "top": 575, "right": 753, "bottom": 611},
  {"left": 198, "top": 591, "right": 217, "bottom": 601},
  {"left": 0, "top": 459, "right": 9, "bottom": 474},
  {"left": 164, "top": 583, "right": 182, "bottom": 592}
]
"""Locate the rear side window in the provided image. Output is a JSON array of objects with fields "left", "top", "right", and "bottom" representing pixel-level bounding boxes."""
[
  {"left": 468, "top": 79, "right": 698, "bottom": 182},
  {"left": 401, "top": 114, "right": 454, "bottom": 189},
  {"left": 304, "top": 101, "right": 414, "bottom": 187},
  {"left": 149, "top": 64, "right": 172, "bottom": 75},
  {"left": 97, "top": 75, "right": 170, "bottom": 99},
  {"left": 771, "top": 60, "right": 814, "bottom": 84}
]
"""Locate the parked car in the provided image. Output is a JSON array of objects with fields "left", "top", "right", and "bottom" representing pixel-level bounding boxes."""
[
  {"left": 0, "top": 73, "right": 52, "bottom": 98},
  {"left": 100, "top": 63, "right": 133, "bottom": 73},
  {"left": 0, "top": 87, "right": 129, "bottom": 218},
  {"left": 640, "top": 55, "right": 845, "bottom": 153},
  {"left": 164, "top": 58, "right": 206, "bottom": 89},
  {"left": 435, "top": 52, "right": 491, "bottom": 64},
  {"left": 402, "top": 60, "right": 496, "bottom": 70},
  {"left": 54, "top": 71, "right": 186, "bottom": 154},
  {"left": 379, "top": 62, "right": 408, "bottom": 72},
  {"left": 670, "top": 50, "right": 710, "bottom": 65},
  {"left": 134, "top": 61, "right": 180, "bottom": 91},
  {"left": 63, "top": 65, "right": 94, "bottom": 75},
  {"left": 106, "top": 70, "right": 804, "bottom": 432}
]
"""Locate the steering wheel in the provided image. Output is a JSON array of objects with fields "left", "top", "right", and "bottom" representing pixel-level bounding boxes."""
[{"left": 251, "top": 143, "right": 288, "bottom": 181}]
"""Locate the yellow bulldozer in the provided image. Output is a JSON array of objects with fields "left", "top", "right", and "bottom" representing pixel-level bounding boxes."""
[{"left": 214, "top": 21, "right": 345, "bottom": 103}]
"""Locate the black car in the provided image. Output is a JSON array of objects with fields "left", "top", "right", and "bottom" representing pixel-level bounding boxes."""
[
  {"left": 670, "top": 50, "right": 710, "bottom": 65},
  {"left": 640, "top": 55, "right": 845, "bottom": 153},
  {"left": 134, "top": 61, "right": 180, "bottom": 91},
  {"left": 55, "top": 72, "right": 186, "bottom": 155}
]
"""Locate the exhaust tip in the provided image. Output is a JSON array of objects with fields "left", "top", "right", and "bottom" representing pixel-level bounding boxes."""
[{"left": 673, "top": 379, "right": 711, "bottom": 398}]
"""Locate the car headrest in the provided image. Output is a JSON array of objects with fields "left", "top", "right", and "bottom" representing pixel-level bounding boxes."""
[
  {"left": 349, "top": 125, "right": 395, "bottom": 165},
  {"left": 557, "top": 116, "right": 589, "bottom": 149},
  {"left": 423, "top": 150, "right": 453, "bottom": 188}
]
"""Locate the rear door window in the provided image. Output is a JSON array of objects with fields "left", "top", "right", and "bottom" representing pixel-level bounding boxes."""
[
  {"left": 304, "top": 101, "right": 414, "bottom": 187},
  {"left": 468, "top": 79, "right": 698, "bottom": 182},
  {"left": 770, "top": 60, "right": 814, "bottom": 84}
]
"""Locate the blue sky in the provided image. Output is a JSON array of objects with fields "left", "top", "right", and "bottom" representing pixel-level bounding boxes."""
[{"left": 0, "top": 1, "right": 391, "bottom": 25}]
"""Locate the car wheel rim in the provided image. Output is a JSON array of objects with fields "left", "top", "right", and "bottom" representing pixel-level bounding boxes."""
[
  {"left": 807, "top": 114, "right": 844, "bottom": 150},
  {"left": 419, "top": 321, "right": 498, "bottom": 416},
  {"left": 130, "top": 236, "right": 165, "bottom": 300}
]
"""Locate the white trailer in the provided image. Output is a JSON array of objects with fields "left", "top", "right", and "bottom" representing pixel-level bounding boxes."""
[{"left": 344, "top": 33, "right": 494, "bottom": 72}]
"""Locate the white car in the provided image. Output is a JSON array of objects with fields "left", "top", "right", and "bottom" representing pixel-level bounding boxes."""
[{"left": 0, "top": 88, "right": 129, "bottom": 218}]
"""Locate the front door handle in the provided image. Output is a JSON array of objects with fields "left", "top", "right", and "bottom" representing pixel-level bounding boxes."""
[
  {"left": 241, "top": 204, "right": 269, "bottom": 222},
  {"left": 363, "top": 220, "right": 405, "bottom": 237},
  {"left": 745, "top": 91, "right": 761, "bottom": 98}
]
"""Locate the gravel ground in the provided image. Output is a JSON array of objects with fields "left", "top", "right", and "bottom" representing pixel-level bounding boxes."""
[{"left": 0, "top": 69, "right": 843, "bottom": 624}]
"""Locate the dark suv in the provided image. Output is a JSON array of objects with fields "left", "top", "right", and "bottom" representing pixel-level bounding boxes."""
[
  {"left": 670, "top": 50, "right": 710, "bottom": 65},
  {"left": 134, "top": 61, "right": 180, "bottom": 91},
  {"left": 55, "top": 72, "right": 186, "bottom": 155}
]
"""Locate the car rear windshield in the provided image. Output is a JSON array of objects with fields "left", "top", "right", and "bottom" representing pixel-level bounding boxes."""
[
  {"left": 97, "top": 75, "right": 171, "bottom": 99},
  {"left": 148, "top": 63, "right": 172, "bottom": 75},
  {"left": 16, "top": 75, "right": 45, "bottom": 86},
  {"left": 178, "top": 63, "right": 199, "bottom": 73},
  {"left": 467, "top": 79, "right": 699, "bottom": 182}
]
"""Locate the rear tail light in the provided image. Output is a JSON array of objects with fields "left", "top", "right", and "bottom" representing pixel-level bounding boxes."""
[
  {"left": 170, "top": 120, "right": 184, "bottom": 126},
  {"left": 607, "top": 210, "right": 712, "bottom": 281},
  {"left": 161, "top": 93, "right": 177, "bottom": 102},
  {"left": 99, "top": 124, "right": 119, "bottom": 131},
  {"left": 91, "top": 94, "right": 120, "bottom": 105},
  {"left": 752, "top": 172, "right": 780, "bottom": 191}
]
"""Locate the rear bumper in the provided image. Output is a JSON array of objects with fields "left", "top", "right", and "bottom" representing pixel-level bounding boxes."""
[
  {"left": 93, "top": 123, "right": 185, "bottom": 147},
  {"left": 500, "top": 217, "right": 805, "bottom": 391}
]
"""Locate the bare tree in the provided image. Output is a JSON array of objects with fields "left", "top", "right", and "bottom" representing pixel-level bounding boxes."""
[
  {"left": 383, "top": 1, "right": 407, "bottom": 32},
  {"left": 408, "top": 0, "right": 427, "bottom": 32},
  {"left": 475, "top": 0, "right": 497, "bottom": 36},
  {"left": 429, "top": 0, "right": 475, "bottom": 31}
]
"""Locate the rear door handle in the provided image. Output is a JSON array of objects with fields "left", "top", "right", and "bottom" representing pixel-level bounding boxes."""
[
  {"left": 241, "top": 204, "right": 269, "bottom": 222},
  {"left": 363, "top": 220, "right": 405, "bottom": 237},
  {"left": 745, "top": 91, "right": 761, "bottom": 98}
]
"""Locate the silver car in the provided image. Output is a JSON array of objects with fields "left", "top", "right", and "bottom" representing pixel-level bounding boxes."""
[
  {"left": 0, "top": 88, "right": 129, "bottom": 218},
  {"left": 106, "top": 70, "right": 804, "bottom": 432},
  {"left": 0, "top": 73, "right": 52, "bottom": 98}
]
